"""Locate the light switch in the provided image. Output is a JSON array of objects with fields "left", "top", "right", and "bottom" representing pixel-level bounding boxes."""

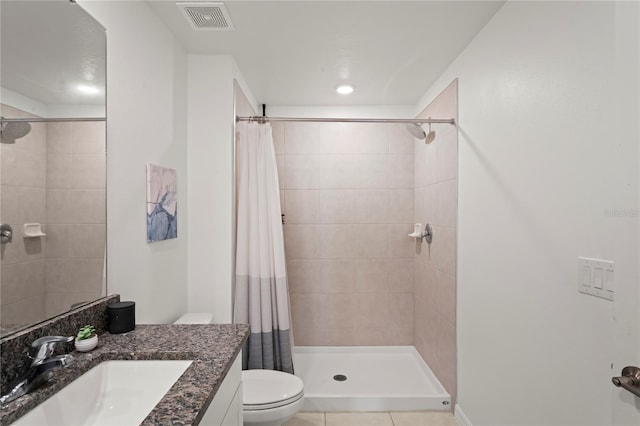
[
  {"left": 604, "top": 268, "right": 614, "bottom": 292},
  {"left": 578, "top": 257, "right": 614, "bottom": 301},
  {"left": 582, "top": 266, "right": 591, "bottom": 286},
  {"left": 593, "top": 267, "right": 603, "bottom": 289}
]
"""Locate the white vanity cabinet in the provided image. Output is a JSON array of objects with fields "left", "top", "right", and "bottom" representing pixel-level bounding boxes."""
[{"left": 200, "top": 353, "right": 243, "bottom": 426}]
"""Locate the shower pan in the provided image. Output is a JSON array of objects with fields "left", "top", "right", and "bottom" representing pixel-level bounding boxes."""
[{"left": 294, "top": 346, "right": 451, "bottom": 411}]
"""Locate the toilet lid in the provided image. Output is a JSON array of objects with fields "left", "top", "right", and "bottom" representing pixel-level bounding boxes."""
[{"left": 242, "top": 369, "right": 304, "bottom": 409}]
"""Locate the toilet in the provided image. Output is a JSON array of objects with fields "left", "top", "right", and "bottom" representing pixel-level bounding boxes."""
[
  {"left": 242, "top": 369, "right": 304, "bottom": 426},
  {"left": 174, "top": 313, "right": 304, "bottom": 426}
]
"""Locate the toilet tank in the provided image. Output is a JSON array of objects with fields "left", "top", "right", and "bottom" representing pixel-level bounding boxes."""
[{"left": 174, "top": 313, "right": 214, "bottom": 324}]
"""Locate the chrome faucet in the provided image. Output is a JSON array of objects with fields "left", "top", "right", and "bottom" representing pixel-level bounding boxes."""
[{"left": 0, "top": 336, "right": 74, "bottom": 406}]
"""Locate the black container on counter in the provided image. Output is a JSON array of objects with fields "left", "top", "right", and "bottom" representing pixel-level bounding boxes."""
[{"left": 108, "top": 301, "right": 135, "bottom": 334}]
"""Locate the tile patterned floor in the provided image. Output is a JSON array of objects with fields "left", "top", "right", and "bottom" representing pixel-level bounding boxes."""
[{"left": 284, "top": 411, "right": 458, "bottom": 426}]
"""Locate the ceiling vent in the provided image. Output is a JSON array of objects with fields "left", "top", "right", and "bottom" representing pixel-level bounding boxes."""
[{"left": 177, "top": 2, "right": 235, "bottom": 31}]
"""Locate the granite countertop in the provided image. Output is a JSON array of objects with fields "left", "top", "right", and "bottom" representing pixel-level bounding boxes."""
[{"left": 1, "top": 324, "right": 250, "bottom": 425}]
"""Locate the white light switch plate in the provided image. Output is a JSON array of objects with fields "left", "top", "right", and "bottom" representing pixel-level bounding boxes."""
[{"left": 578, "top": 257, "right": 614, "bottom": 301}]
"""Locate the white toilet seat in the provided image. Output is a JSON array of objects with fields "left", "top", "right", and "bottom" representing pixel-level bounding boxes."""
[
  {"left": 244, "top": 391, "right": 304, "bottom": 411},
  {"left": 242, "top": 369, "right": 304, "bottom": 410}
]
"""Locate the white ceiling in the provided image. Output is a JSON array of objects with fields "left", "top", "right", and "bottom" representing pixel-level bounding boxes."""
[{"left": 148, "top": 0, "right": 505, "bottom": 107}]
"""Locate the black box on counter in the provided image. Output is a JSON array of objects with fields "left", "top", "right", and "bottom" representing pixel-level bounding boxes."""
[{"left": 107, "top": 301, "right": 135, "bottom": 334}]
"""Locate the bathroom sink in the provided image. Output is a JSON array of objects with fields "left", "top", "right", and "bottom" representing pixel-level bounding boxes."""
[{"left": 13, "top": 360, "right": 192, "bottom": 426}]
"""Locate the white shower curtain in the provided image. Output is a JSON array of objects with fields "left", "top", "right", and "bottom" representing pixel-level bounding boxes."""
[{"left": 234, "top": 121, "right": 294, "bottom": 373}]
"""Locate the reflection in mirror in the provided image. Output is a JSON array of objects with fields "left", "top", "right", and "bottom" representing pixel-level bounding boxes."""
[
  {"left": 1, "top": 0, "right": 105, "bottom": 118},
  {"left": 0, "top": 1, "right": 107, "bottom": 337}
]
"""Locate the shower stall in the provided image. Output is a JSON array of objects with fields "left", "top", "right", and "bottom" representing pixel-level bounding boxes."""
[{"left": 234, "top": 80, "right": 458, "bottom": 411}]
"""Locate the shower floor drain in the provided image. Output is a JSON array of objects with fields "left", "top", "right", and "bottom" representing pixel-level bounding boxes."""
[{"left": 333, "top": 374, "right": 347, "bottom": 381}]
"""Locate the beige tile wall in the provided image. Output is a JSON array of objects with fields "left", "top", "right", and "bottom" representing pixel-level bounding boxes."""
[
  {"left": 0, "top": 103, "right": 105, "bottom": 328},
  {"left": 279, "top": 122, "right": 416, "bottom": 346},
  {"left": 413, "top": 80, "right": 458, "bottom": 403},
  {"left": 44, "top": 121, "right": 105, "bottom": 318},
  {"left": 1, "top": 104, "right": 48, "bottom": 326}
]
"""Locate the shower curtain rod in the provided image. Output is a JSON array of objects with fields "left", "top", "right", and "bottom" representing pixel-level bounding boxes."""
[
  {"left": 236, "top": 116, "right": 455, "bottom": 125},
  {"left": 0, "top": 117, "right": 105, "bottom": 123}
]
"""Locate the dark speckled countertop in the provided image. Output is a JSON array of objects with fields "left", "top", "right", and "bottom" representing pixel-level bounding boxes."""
[{"left": 1, "top": 324, "right": 249, "bottom": 425}]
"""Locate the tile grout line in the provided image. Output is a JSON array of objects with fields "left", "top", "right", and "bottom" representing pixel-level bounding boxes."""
[{"left": 389, "top": 411, "right": 397, "bottom": 426}]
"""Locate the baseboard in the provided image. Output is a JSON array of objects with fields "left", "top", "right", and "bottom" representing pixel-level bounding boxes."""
[{"left": 454, "top": 404, "right": 472, "bottom": 426}]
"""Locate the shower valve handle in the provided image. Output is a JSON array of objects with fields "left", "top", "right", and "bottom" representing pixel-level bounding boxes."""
[{"left": 0, "top": 224, "right": 13, "bottom": 244}]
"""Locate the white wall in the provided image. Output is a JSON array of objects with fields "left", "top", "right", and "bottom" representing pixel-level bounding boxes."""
[
  {"left": 187, "top": 55, "right": 234, "bottom": 322},
  {"left": 611, "top": 3, "right": 640, "bottom": 424},
  {"left": 78, "top": 1, "right": 189, "bottom": 324},
  {"left": 0, "top": 88, "right": 104, "bottom": 118},
  {"left": 0, "top": 88, "right": 50, "bottom": 118},
  {"left": 78, "top": 2, "right": 257, "bottom": 324},
  {"left": 267, "top": 105, "right": 413, "bottom": 119},
  {"left": 187, "top": 55, "right": 258, "bottom": 322},
  {"left": 415, "top": 2, "right": 639, "bottom": 425}
]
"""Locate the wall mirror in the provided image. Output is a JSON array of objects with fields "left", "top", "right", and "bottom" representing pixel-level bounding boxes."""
[{"left": 0, "top": 0, "right": 107, "bottom": 337}]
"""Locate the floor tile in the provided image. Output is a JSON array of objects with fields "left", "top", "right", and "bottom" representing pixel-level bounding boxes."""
[
  {"left": 390, "top": 411, "right": 457, "bottom": 426},
  {"left": 326, "top": 412, "right": 393, "bottom": 426},
  {"left": 284, "top": 412, "right": 326, "bottom": 426}
]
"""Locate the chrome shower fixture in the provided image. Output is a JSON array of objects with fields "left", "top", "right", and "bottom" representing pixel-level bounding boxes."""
[
  {"left": 424, "top": 122, "right": 436, "bottom": 144},
  {"left": 406, "top": 123, "right": 427, "bottom": 139},
  {"left": 0, "top": 118, "right": 31, "bottom": 144},
  {"left": 405, "top": 121, "right": 436, "bottom": 144}
]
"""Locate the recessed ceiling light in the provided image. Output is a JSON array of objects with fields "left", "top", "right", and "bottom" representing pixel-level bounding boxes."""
[
  {"left": 336, "top": 84, "right": 354, "bottom": 95},
  {"left": 76, "top": 84, "right": 100, "bottom": 95}
]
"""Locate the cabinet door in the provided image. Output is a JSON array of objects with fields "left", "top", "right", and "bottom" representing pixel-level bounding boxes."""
[
  {"left": 221, "top": 382, "right": 243, "bottom": 426},
  {"left": 200, "top": 354, "right": 242, "bottom": 426}
]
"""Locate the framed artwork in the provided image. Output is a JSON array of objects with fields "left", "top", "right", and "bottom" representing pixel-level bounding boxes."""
[{"left": 146, "top": 163, "right": 177, "bottom": 242}]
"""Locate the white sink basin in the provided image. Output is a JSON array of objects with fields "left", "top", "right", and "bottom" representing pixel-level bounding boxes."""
[{"left": 13, "top": 360, "right": 192, "bottom": 426}]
